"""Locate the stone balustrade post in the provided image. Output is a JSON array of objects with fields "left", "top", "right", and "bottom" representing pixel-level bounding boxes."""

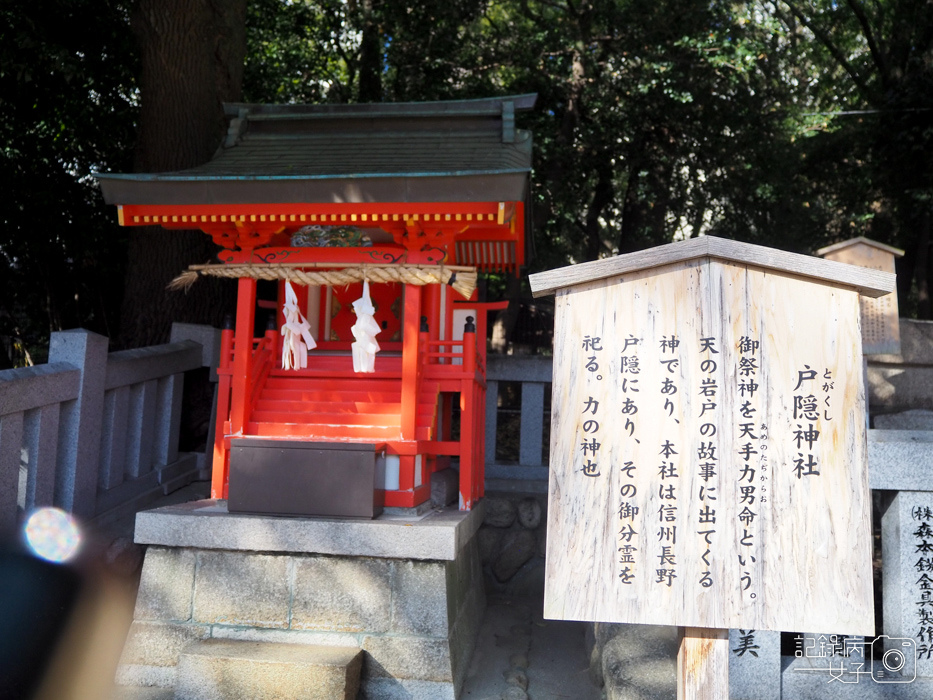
[{"left": 48, "top": 329, "right": 108, "bottom": 519}]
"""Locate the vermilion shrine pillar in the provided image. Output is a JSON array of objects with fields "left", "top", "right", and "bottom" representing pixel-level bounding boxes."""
[{"left": 230, "top": 277, "right": 257, "bottom": 435}]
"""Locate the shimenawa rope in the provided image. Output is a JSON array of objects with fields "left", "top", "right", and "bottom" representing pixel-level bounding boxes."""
[{"left": 167, "top": 263, "right": 478, "bottom": 298}]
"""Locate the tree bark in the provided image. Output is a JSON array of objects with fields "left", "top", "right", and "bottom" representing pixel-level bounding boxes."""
[
  {"left": 118, "top": 0, "right": 246, "bottom": 348},
  {"left": 619, "top": 153, "right": 645, "bottom": 252},
  {"left": 914, "top": 208, "right": 932, "bottom": 319},
  {"left": 618, "top": 128, "right": 674, "bottom": 251},
  {"left": 356, "top": 0, "right": 382, "bottom": 102},
  {"left": 583, "top": 156, "right": 614, "bottom": 261}
]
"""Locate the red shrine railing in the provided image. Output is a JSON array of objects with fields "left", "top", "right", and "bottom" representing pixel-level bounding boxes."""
[
  {"left": 211, "top": 317, "right": 487, "bottom": 510},
  {"left": 420, "top": 333, "right": 487, "bottom": 508}
]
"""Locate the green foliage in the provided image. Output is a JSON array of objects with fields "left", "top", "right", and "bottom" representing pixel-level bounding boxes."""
[
  {"left": 0, "top": 0, "right": 138, "bottom": 365},
  {"left": 6, "top": 0, "right": 933, "bottom": 365},
  {"left": 244, "top": 0, "right": 493, "bottom": 103},
  {"left": 768, "top": 0, "right": 933, "bottom": 311},
  {"left": 241, "top": 0, "right": 856, "bottom": 273},
  {"left": 244, "top": 0, "right": 357, "bottom": 102}
]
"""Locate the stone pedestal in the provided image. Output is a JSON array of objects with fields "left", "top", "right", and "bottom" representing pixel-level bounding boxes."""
[{"left": 116, "top": 500, "right": 486, "bottom": 700}]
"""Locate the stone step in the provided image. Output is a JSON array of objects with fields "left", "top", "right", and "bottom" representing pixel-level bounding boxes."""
[{"left": 175, "top": 640, "right": 362, "bottom": 700}]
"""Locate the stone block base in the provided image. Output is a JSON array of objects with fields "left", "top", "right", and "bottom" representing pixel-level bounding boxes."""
[
  {"left": 116, "top": 500, "right": 485, "bottom": 700},
  {"left": 175, "top": 640, "right": 361, "bottom": 700}
]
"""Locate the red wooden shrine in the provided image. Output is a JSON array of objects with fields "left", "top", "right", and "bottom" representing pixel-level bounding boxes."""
[{"left": 98, "top": 95, "right": 536, "bottom": 511}]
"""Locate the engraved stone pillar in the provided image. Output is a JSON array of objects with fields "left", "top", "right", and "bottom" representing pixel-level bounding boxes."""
[
  {"left": 728, "top": 629, "right": 780, "bottom": 700},
  {"left": 882, "top": 490, "right": 933, "bottom": 680}
]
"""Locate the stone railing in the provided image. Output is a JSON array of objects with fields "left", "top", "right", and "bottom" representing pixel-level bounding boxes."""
[
  {"left": 0, "top": 323, "right": 219, "bottom": 531},
  {"left": 485, "top": 355, "right": 552, "bottom": 489}
]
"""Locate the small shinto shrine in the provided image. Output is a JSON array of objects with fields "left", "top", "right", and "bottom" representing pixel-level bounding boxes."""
[{"left": 98, "top": 94, "right": 536, "bottom": 514}]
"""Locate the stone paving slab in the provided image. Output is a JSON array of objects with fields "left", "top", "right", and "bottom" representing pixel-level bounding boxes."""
[{"left": 460, "top": 595, "right": 600, "bottom": 700}]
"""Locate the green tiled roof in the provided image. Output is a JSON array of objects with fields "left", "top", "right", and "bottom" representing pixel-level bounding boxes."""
[
  {"left": 182, "top": 129, "right": 531, "bottom": 178},
  {"left": 97, "top": 95, "right": 536, "bottom": 206}
]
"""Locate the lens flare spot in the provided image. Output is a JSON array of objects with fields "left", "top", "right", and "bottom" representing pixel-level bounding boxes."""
[{"left": 24, "top": 507, "right": 81, "bottom": 563}]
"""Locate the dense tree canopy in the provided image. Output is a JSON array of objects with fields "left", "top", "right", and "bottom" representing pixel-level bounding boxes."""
[
  {"left": 773, "top": 0, "right": 933, "bottom": 313},
  {"left": 1, "top": 0, "right": 137, "bottom": 363},
  {"left": 118, "top": 0, "right": 246, "bottom": 348},
  {"left": 2, "top": 0, "right": 932, "bottom": 363}
]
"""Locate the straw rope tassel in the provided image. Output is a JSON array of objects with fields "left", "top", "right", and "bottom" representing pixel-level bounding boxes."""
[
  {"left": 166, "top": 270, "right": 200, "bottom": 292},
  {"left": 167, "top": 264, "right": 478, "bottom": 298}
]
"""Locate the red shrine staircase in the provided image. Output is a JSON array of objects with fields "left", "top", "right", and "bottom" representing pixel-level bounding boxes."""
[
  {"left": 212, "top": 326, "right": 487, "bottom": 510},
  {"left": 250, "top": 369, "right": 437, "bottom": 442}
]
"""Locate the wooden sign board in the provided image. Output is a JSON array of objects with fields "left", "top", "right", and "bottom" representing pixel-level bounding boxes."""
[
  {"left": 529, "top": 237, "right": 896, "bottom": 636},
  {"left": 817, "top": 237, "right": 904, "bottom": 356}
]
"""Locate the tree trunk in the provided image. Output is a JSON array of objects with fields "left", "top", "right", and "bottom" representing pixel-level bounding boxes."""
[
  {"left": 118, "top": 0, "right": 246, "bottom": 348},
  {"left": 583, "top": 156, "right": 614, "bottom": 261},
  {"left": 357, "top": 0, "right": 382, "bottom": 102},
  {"left": 618, "top": 128, "right": 674, "bottom": 251},
  {"left": 915, "top": 208, "right": 932, "bottom": 319},
  {"left": 544, "top": 46, "right": 584, "bottom": 193},
  {"left": 619, "top": 157, "right": 644, "bottom": 252}
]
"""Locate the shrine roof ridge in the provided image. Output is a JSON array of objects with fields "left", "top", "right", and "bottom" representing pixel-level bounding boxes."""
[{"left": 528, "top": 235, "right": 897, "bottom": 299}]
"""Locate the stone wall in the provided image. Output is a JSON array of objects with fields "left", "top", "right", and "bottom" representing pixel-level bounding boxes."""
[
  {"left": 117, "top": 502, "right": 485, "bottom": 700},
  {"left": 120, "top": 543, "right": 483, "bottom": 699}
]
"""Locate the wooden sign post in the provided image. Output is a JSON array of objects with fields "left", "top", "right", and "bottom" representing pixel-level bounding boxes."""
[
  {"left": 678, "top": 628, "right": 728, "bottom": 699},
  {"left": 529, "top": 237, "right": 896, "bottom": 697}
]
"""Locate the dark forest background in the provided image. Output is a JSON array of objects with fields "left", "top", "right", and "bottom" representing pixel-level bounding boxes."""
[{"left": 2, "top": 0, "right": 931, "bottom": 365}]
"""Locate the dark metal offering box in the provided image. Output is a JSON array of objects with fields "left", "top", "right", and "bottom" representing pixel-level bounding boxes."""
[{"left": 228, "top": 439, "right": 385, "bottom": 518}]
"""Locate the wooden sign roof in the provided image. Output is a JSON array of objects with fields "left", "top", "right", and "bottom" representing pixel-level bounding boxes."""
[
  {"left": 816, "top": 235, "right": 905, "bottom": 258},
  {"left": 529, "top": 235, "right": 896, "bottom": 299},
  {"left": 816, "top": 237, "right": 904, "bottom": 356}
]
